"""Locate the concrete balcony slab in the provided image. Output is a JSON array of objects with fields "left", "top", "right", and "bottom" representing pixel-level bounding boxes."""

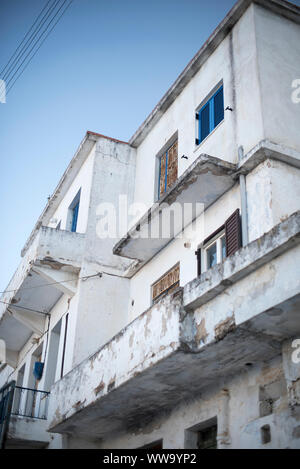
[{"left": 0, "top": 227, "right": 85, "bottom": 360}]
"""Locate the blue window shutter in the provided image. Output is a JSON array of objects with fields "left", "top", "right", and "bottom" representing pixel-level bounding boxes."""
[
  {"left": 209, "top": 97, "right": 214, "bottom": 133},
  {"left": 71, "top": 202, "right": 79, "bottom": 232},
  {"left": 200, "top": 102, "right": 210, "bottom": 142},
  {"left": 213, "top": 86, "right": 224, "bottom": 127},
  {"left": 197, "top": 84, "right": 224, "bottom": 144}
]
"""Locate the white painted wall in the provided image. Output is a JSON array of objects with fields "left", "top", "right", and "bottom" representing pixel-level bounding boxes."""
[
  {"left": 132, "top": 5, "right": 263, "bottom": 216},
  {"left": 48, "top": 144, "right": 95, "bottom": 233},
  {"left": 129, "top": 184, "right": 241, "bottom": 321},
  {"left": 247, "top": 159, "right": 300, "bottom": 243},
  {"left": 254, "top": 4, "right": 300, "bottom": 153}
]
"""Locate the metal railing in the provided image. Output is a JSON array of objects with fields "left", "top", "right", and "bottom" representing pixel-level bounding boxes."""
[
  {"left": 0, "top": 381, "right": 16, "bottom": 449},
  {"left": 11, "top": 386, "right": 50, "bottom": 420}
]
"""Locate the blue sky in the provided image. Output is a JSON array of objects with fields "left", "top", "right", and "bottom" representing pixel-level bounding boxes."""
[{"left": 0, "top": 0, "right": 298, "bottom": 292}]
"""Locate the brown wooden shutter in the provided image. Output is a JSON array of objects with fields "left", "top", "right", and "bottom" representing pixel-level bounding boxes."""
[
  {"left": 152, "top": 264, "right": 180, "bottom": 302},
  {"left": 159, "top": 152, "right": 167, "bottom": 198},
  {"left": 166, "top": 140, "right": 178, "bottom": 190},
  {"left": 225, "top": 209, "right": 242, "bottom": 257}
]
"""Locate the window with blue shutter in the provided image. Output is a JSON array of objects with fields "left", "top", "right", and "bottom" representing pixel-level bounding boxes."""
[
  {"left": 71, "top": 202, "right": 79, "bottom": 232},
  {"left": 68, "top": 189, "right": 81, "bottom": 233},
  {"left": 196, "top": 85, "right": 224, "bottom": 145}
]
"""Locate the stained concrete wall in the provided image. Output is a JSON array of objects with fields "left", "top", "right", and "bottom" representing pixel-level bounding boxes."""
[
  {"left": 254, "top": 4, "right": 300, "bottom": 153},
  {"left": 247, "top": 159, "right": 300, "bottom": 242},
  {"left": 71, "top": 137, "right": 136, "bottom": 367},
  {"left": 129, "top": 183, "right": 241, "bottom": 321},
  {"left": 99, "top": 350, "right": 300, "bottom": 449}
]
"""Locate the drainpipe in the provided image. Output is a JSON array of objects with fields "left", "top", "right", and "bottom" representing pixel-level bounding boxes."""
[{"left": 238, "top": 146, "right": 249, "bottom": 247}]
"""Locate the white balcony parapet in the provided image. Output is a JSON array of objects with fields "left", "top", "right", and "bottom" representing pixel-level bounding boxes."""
[{"left": 0, "top": 227, "right": 85, "bottom": 361}]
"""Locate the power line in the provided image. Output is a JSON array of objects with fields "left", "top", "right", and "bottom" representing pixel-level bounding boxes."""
[
  {"left": 3, "top": 302, "right": 49, "bottom": 316},
  {"left": 1, "top": 0, "right": 59, "bottom": 82},
  {"left": 0, "top": 272, "right": 102, "bottom": 295},
  {"left": 0, "top": 270, "right": 122, "bottom": 316},
  {"left": 6, "top": 0, "right": 72, "bottom": 95},
  {"left": 0, "top": 0, "right": 60, "bottom": 95},
  {"left": 0, "top": 0, "right": 73, "bottom": 96},
  {"left": 0, "top": 0, "right": 53, "bottom": 77}
]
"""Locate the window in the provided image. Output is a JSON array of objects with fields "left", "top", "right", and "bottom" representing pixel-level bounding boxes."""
[
  {"left": 71, "top": 202, "right": 79, "bottom": 232},
  {"left": 205, "top": 233, "right": 226, "bottom": 270},
  {"left": 197, "top": 424, "right": 218, "bottom": 449},
  {"left": 195, "top": 209, "right": 242, "bottom": 276},
  {"left": 158, "top": 140, "right": 178, "bottom": 199},
  {"left": 185, "top": 418, "right": 218, "bottom": 449},
  {"left": 261, "top": 425, "right": 271, "bottom": 445},
  {"left": 196, "top": 85, "right": 224, "bottom": 145},
  {"left": 138, "top": 440, "right": 163, "bottom": 450},
  {"left": 152, "top": 264, "right": 180, "bottom": 303},
  {"left": 67, "top": 189, "right": 81, "bottom": 233}
]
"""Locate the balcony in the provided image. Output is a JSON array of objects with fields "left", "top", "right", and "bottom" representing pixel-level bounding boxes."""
[
  {"left": 0, "top": 226, "right": 85, "bottom": 365},
  {"left": 0, "top": 382, "right": 50, "bottom": 449},
  {"left": 113, "top": 154, "right": 237, "bottom": 272},
  {"left": 48, "top": 212, "right": 300, "bottom": 442}
]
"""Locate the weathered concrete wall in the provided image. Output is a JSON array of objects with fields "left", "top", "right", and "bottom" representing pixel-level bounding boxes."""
[
  {"left": 129, "top": 183, "right": 241, "bottom": 322},
  {"left": 247, "top": 159, "right": 300, "bottom": 242},
  {"left": 254, "top": 4, "right": 300, "bottom": 154},
  {"left": 72, "top": 136, "right": 136, "bottom": 367},
  {"left": 47, "top": 214, "right": 300, "bottom": 447},
  {"left": 48, "top": 291, "right": 181, "bottom": 436},
  {"left": 47, "top": 143, "right": 96, "bottom": 233},
  {"left": 99, "top": 352, "right": 300, "bottom": 449}
]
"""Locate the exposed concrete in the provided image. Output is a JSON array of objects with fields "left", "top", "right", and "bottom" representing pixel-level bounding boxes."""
[
  {"left": 6, "top": 416, "right": 50, "bottom": 449},
  {"left": 1, "top": 0, "right": 299, "bottom": 450},
  {"left": 183, "top": 210, "right": 300, "bottom": 311},
  {"left": 0, "top": 227, "right": 85, "bottom": 354},
  {"left": 47, "top": 213, "right": 300, "bottom": 441}
]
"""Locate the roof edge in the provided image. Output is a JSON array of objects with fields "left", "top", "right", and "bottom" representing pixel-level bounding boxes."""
[{"left": 129, "top": 0, "right": 300, "bottom": 148}]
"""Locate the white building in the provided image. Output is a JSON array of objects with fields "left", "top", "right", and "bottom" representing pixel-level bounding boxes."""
[{"left": 1, "top": 0, "right": 300, "bottom": 449}]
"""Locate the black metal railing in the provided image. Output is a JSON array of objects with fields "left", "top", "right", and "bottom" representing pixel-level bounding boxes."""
[
  {"left": 0, "top": 381, "right": 16, "bottom": 449},
  {"left": 11, "top": 386, "right": 50, "bottom": 420}
]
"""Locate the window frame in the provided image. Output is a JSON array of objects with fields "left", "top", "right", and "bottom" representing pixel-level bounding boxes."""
[
  {"left": 157, "top": 138, "right": 178, "bottom": 200},
  {"left": 203, "top": 230, "right": 226, "bottom": 272},
  {"left": 67, "top": 189, "right": 81, "bottom": 233},
  {"left": 151, "top": 263, "right": 180, "bottom": 304},
  {"left": 196, "top": 83, "right": 224, "bottom": 145}
]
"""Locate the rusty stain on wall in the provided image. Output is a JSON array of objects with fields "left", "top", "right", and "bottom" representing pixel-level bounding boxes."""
[{"left": 214, "top": 314, "right": 236, "bottom": 341}]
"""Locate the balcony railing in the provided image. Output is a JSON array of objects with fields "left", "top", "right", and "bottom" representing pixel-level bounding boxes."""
[
  {"left": 0, "top": 381, "right": 15, "bottom": 448},
  {"left": 11, "top": 386, "right": 50, "bottom": 420}
]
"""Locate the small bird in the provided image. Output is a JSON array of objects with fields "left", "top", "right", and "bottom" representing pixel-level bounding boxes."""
[
  {"left": 225, "top": 106, "right": 233, "bottom": 111},
  {"left": 181, "top": 155, "right": 188, "bottom": 159}
]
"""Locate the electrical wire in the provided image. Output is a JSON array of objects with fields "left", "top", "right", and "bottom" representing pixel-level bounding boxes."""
[
  {"left": 6, "top": 0, "right": 72, "bottom": 95},
  {"left": 0, "top": 0, "right": 73, "bottom": 96},
  {"left": 3, "top": 302, "right": 49, "bottom": 316},
  {"left": 1, "top": 0, "right": 60, "bottom": 82},
  {"left": 0, "top": 272, "right": 102, "bottom": 295},
  {"left": 0, "top": 0, "right": 53, "bottom": 77},
  {"left": 0, "top": 0, "right": 60, "bottom": 95}
]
